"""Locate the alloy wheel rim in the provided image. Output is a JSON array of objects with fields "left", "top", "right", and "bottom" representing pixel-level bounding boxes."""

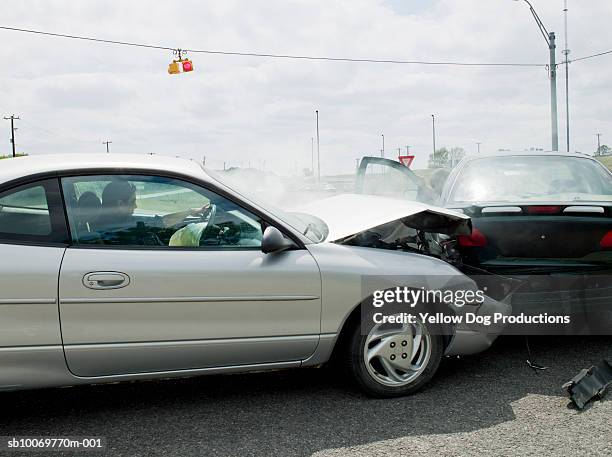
[{"left": 363, "top": 316, "right": 431, "bottom": 387}]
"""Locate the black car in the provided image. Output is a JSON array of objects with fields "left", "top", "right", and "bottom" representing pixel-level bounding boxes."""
[{"left": 356, "top": 153, "right": 612, "bottom": 331}]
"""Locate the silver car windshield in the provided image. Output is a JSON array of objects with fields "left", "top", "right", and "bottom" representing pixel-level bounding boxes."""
[
  {"left": 449, "top": 156, "right": 612, "bottom": 204},
  {"left": 204, "top": 168, "right": 328, "bottom": 243}
]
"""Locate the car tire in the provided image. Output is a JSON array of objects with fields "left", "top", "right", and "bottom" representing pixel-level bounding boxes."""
[{"left": 345, "top": 308, "right": 444, "bottom": 397}]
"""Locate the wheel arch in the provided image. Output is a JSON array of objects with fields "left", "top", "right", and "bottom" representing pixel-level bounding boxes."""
[{"left": 327, "top": 294, "right": 454, "bottom": 366}]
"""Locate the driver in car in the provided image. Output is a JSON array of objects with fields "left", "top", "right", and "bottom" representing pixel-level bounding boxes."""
[{"left": 96, "top": 180, "right": 211, "bottom": 246}]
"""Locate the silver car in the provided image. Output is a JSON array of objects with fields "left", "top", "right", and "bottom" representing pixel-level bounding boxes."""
[{"left": 0, "top": 154, "right": 509, "bottom": 397}]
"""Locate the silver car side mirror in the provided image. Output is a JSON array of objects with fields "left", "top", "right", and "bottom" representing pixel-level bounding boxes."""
[{"left": 261, "top": 226, "right": 296, "bottom": 254}]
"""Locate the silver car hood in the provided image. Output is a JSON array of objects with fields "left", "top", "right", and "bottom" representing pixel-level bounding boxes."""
[{"left": 294, "top": 194, "right": 471, "bottom": 242}]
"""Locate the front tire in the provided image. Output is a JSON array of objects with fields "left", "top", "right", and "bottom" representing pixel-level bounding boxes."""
[{"left": 346, "top": 312, "right": 444, "bottom": 397}]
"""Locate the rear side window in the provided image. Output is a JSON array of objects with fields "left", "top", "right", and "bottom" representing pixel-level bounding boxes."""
[{"left": 0, "top": 179, "right": 68, "bottom": 244}]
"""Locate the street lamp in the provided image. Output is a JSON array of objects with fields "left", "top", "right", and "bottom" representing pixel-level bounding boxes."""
[{"left": 514, "top": 0, "right": 559, "bottom": 152}]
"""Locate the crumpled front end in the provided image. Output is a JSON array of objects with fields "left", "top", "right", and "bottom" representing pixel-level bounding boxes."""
[{"left": 298, "top": 194, "right": 513, "bottom": 354}]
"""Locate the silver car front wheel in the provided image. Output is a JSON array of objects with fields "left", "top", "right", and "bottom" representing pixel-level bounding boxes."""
[
  {"left": 364, "top": 318, "right": 432, "bottom": 387},
  {"left": 346, "top": 311, "right": 443, "bottom": 397}
]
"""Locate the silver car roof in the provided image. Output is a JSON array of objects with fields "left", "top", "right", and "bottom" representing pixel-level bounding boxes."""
[{"left": 0, "top": 153, "right": 209, "bottom": 185}]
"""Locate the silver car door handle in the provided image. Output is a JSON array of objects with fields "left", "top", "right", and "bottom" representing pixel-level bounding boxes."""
[{"left": 83, "top": 272, "right": 131, "bottom": 290}]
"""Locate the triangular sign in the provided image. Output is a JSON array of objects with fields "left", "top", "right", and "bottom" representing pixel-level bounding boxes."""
[{"left": 398, "top": 155, "right": 415, "bottom": 167}]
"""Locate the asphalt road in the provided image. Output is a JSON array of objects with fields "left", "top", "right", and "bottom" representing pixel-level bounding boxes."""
[{"left": 1, "top": 335, "right": 611, "bottom": 457}]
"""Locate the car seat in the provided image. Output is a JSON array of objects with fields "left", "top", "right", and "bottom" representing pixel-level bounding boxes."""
[{"left": 75, "top": 192, "right": 103, "bottom": 243}]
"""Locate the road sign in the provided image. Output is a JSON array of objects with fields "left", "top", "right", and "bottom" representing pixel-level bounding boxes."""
[{"left": 398, "top": 155, "right": 415, "bottom": 167}]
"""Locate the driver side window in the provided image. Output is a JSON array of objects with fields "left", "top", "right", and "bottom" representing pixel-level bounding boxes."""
[{"left": 61, "top": 175, "right": 263, "bottom": 248}]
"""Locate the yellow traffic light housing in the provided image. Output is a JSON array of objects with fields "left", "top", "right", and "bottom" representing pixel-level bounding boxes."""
[{"left": 168, "top": 60, "right": 180, "bottom": 74}]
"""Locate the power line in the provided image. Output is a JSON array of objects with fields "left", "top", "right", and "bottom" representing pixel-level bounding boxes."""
[
  {"left": 0, "top": 25, "right": 545, "bottom": 68},
  {"left": 186, "top": 49, "right": 544, "bottom": 67},
  {"left": 0, "top": 26, "right": 174, "bottom": 51},
  {"left": 19, "top": 118, "right": 99, "bottom": 144},
  {"left": 566, "top": 49, "right": 612, "bottom": 63},
  {"left": 0, "top": 102, "right": 105, "bottom": 146},
  {"left": 3, "top": 25, "right": 612, "bottom": 68}
]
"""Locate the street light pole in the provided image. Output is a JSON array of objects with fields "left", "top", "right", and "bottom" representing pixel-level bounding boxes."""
[
  {"left": 477, "top": 142, "right": 482, "bottom": 154},
  {"left": 431, "top": 114, "right": 436, "bottom": 157},
  {"left": 563, "top": 0, "right": 570, "bottom": 152},
  {"left": 597, "top": 133, "right": 602, "bottom": 156},
  {"left": 515, "top": 0, "right": 559, "bottom": 152},
  {"left": 311, "top": 137, "right": 314, "bottom": 176},
  {"left": 381, "top": 134, "right": 385, "bottom": 158},
  {"left": 315, "top": 110, "right": 320, "bottom": 182},
  {"left": 103, "top": 140, "right": 112, "bottom": 153}
]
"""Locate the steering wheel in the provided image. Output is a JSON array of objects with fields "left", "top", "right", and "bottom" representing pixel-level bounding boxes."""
[{"left": 218, "top": 222, "right": 242, "bottom": 245}]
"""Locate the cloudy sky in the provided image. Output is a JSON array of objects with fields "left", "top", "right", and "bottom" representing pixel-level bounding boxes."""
[{"left": 1, "top": 0, "right": 611, "bottom": 174}]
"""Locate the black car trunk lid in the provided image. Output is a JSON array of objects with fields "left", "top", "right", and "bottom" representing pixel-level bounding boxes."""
[{"left": 456, "top": 204, "right": 612, "bottom": 272}]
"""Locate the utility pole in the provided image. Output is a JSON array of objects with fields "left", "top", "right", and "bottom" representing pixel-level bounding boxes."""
[
  {"left": 3, "top": 115, "right": 19, "bottom": 157},
  {"left": 381, "top": 134, "right": 385, "bottom": 158},
  {"left": 431, "top": 114, "right": 436, "bottom": 156},
  {"left": 549, "top": 31, "right": 559, "bottom": 152},
  {"left": 311, "top": 137, "right": 314, "bottom": 176},
  {"left": 477, "top": 142, "right": 482, "bottom": 154},
  {"left": 597, "top": 133, "right": 602, "bottom": 156},
  {"left": 103, "top": 140, "right": 112, "bottom": 153},
  {"left": 315, "top": 110, "right": 320, "bottom": 182},
  {"left": 516, "top": 0, "right": 559, "bottom": 152}
]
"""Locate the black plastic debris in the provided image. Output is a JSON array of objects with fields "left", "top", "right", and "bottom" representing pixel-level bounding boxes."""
[{"left": 563, "top": 360, "right": 612, "bottom": 410}]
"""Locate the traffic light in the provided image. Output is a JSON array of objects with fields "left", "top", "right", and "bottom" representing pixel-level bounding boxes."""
[
  {"left": 182, "top": 59, "right": 193, "bottom": 72},
  {"left": 168, "top": 57, "right": 194, "bottom": 75},
  {"left": 168, "top": 60, "right": 180, "bottom": 74}
]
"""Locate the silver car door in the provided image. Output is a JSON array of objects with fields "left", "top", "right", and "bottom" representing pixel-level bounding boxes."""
[
  {"left": 58, "top": 174, "right": 322, "bottom": 377},
  {"left": 0, "top": 179, "right": 68, "bottom": 390}
]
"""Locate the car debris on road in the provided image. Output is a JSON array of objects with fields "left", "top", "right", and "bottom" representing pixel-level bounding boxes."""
[{"left": 562, "top": 359, "right": 612, "bottom": 410}]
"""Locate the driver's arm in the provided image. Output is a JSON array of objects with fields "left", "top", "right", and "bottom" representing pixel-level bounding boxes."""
[{"left": 160, "top": 203, "right": 211, "bottom": 228}]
